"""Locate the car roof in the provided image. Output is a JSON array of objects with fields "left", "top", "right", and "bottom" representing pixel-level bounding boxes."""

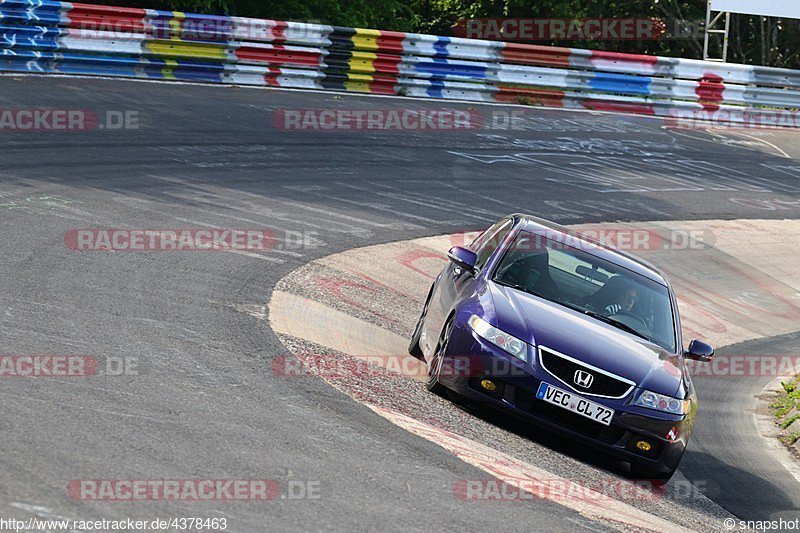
[{"left": 512, "top": 214, "right": 669, "bottom": 286}]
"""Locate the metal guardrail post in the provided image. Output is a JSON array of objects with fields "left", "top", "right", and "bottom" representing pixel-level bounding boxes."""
[{"left": 704, "top": 0, "right": 731, "bottom": 62}]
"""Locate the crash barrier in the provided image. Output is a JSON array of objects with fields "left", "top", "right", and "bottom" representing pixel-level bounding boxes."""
[{"left": 3, "top": 0, "right": 800, "bottom": 126}]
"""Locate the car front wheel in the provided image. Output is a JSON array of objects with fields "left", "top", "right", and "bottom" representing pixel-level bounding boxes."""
[
  {"left": 409, "top": 284, "right": 434, "bottom": 359},
  {"left": 426, "top": 315, "right": 454, "bottom": 396}
]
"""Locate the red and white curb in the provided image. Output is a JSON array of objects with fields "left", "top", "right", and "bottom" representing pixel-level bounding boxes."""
[{"left": 369, "top": 404, "right": 689, "bottom": 532}]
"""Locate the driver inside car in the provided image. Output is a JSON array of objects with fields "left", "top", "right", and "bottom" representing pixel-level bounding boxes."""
[
  {"left": 604, "top": 285, "right": 638, "bottom": 316},
  {"left": 587, "top": 275, "right": 639, "bottom": 317}
]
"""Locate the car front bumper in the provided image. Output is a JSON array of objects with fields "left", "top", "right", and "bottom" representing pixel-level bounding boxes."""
[{"left": 437, "top": 323, "right": 692, "bottom": 474}]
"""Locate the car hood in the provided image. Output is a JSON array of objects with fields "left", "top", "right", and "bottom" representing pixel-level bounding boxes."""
[{"left": 490, "top": 282, "right": 684, "bottom": 397}]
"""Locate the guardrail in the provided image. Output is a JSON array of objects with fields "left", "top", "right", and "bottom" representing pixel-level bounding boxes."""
[{"left": 2, "top": 0, "right": 800, "bottom": 126}]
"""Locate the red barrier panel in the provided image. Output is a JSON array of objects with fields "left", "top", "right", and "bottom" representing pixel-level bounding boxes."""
[
  {"left": 369, "top": 76, "right": 400, "bottom": 95},
  {"left": 495, "top": 86, "right": 566, "bottom": 107},
  {"left": 375, "top": 31, "right": 405, "bottom": 54},
  {"left": 502, "top": 43, "right": 572, "bottom": 67},
  {"left": 372, "top": 53, "right": 402, "bottom": 75},
  {"left": 695, "top": 75, "right": 725, "bottom": 110},
  {"left": 589, "top": 50, "right": 659, "bottom": 66},
  {"left": 65, "top": 3, "right": 146, "bottom": 33},
  {"left": 235, "top": 46, "right": 323, "bottom": 67}
]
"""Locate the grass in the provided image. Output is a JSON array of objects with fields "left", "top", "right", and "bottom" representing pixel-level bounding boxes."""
[
  {"left": 772, "top": 376, "right": 800, "bottom": 448},
  {"left": 780, "top": 432, "right": 800, "bottom": 446},
  {"left": 781, "top": 413, "right": 800, "bottom": 430},
  {"left": 771, "top": 377, "right": 800, "bottom": 418}
]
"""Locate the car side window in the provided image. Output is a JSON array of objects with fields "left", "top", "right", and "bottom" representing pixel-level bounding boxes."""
[{"left": 473, "top": 220, "right": 513, "bottom": 270}]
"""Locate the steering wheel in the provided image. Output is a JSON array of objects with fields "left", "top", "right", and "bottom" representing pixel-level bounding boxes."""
[{"left": 611, "top": 310, "right": 649, "bottom": 330}]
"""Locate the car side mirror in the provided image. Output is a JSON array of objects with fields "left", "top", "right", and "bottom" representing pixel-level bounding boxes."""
[
  {"left": 448, "top": 246, "right": 478, "bottom": 274},
  {"left": 685, "top": 339, "right": 714, "bottom": 361}
]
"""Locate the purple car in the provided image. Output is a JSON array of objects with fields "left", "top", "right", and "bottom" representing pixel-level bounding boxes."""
[{"left": 409, "top": 214, "right": 714, "bottom": 481}]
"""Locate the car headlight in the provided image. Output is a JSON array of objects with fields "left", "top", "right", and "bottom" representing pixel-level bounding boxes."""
[
  {"left": 468, "top": 315, "right": 528, "bottom": 362},
  {"left": 634, "top": 389, "right": 688, "bottom": 415}
]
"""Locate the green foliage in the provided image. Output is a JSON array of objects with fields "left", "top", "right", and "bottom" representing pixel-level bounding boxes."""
[
  {"left": 782, "top": 413, "right": 800, "bottom": 430},
  {"left": 87, "top": 0, "right": 414, "bottom": 29},
  {"left": 773, "top": 377, "right": 800, "bottom": 420},
  {"left": 772, "top": 396, "right": 795, "bottom": 419},
  {"left": 780, "top": 432, "right": 800, "bottom": 446}
]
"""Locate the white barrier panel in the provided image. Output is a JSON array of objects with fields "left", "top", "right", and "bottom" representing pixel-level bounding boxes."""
[{"left": 711, "top": 0, "right": 800, "bottom": 19}]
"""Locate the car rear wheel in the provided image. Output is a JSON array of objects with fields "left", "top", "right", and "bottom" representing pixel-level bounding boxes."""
[{"left": 426, "top": 316, "right": 454, "bottom": 397}]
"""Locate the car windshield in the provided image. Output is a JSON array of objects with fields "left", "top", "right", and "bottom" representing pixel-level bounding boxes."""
[{"left": 491, "top": 230, "right": 677, "bottom": 352}]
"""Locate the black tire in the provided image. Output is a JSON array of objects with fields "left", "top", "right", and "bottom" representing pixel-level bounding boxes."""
[
  {"left": 408, "top": 284, "right": 434, "bottom": 359},
  {"left": 426, "top": 315, "right": 455, "bottom": 397}
]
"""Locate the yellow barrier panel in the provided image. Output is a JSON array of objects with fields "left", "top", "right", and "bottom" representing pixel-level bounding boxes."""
[{"left": 147, "top": 40, "right": 228, "bottom": 61}]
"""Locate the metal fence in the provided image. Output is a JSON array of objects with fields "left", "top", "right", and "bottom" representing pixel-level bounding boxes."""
[{"left": 2, "top": 0, "right": 800, "bottom": 126}]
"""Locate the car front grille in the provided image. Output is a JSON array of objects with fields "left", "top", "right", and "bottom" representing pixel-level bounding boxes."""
[{"left": 539, "top": 346, "right": 634, "bottom": 398}]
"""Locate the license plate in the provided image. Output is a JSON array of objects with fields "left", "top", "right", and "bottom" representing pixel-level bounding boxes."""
[{"left": 536, "top": 382, "right": 614, "bottom": 426}]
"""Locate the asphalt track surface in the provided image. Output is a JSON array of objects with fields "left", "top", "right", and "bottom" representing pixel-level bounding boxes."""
[
  {"left": 685, "top": 332, "right": 800, "bottom": 521},
  {"left": 1, "top": 75, "right": 800, "bottom": 530}
]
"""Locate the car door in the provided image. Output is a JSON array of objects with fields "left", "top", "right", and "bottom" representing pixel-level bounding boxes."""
[{"left": 423, "top": 218, "right": 514, "bottom": 354}]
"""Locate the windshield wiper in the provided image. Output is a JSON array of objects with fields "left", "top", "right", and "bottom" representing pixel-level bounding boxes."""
[
  {"left": 557, "top": 301, "right": 654, "bottom": 343},
  {"left": 584, "top": 310, "right": 653, "bottom": 342}
]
